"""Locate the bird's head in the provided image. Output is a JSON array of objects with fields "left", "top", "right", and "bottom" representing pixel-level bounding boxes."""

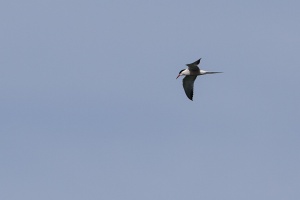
[{"left": 176, "top": 69, "right": 185, "bottom": 79}]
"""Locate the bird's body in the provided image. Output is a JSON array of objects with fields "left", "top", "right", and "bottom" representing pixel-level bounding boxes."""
[
  {"left": 176, "top": 58, "right": 222, "bottom": 101},
  {"left": 178, "top": 68, "right": 208, "bottom": 76}
]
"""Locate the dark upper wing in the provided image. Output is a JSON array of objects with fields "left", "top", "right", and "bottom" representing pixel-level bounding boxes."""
[
  {"left": 182, "top": 75, "right": 197, "bottom": 101},
  {"left": 186, "top": 58, "right": 201, "bottom": 71}
]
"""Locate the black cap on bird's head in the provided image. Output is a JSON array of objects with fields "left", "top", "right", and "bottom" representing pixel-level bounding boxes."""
[{"left": 176, "top": 69, "right": 185, "bottom": 79}]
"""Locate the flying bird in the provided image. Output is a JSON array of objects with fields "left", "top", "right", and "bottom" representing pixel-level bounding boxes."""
[{"left": 176, "top": 58, "right": 222, "bottom": 101}]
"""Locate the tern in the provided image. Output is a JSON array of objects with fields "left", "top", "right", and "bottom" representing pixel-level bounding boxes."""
[{"left": 176, "top": 58, "right": 222, "bottom": 101}]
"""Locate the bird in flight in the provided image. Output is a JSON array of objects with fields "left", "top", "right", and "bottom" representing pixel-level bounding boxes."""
[{"left": 176, "top": 58, "right": 222, "bottom": 101}]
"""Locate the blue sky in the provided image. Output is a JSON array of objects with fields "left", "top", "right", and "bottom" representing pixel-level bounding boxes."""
[{"left": 1, "top": 1, "right": 300, "bottom": 199}]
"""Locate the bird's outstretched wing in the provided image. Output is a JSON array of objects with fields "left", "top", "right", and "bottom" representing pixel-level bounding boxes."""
[
  {"left": 186, "top": 58, "right": 201, "bottom": 71},
  {"left": 182, "top": 75, "right": 197, "bottom": 101}
]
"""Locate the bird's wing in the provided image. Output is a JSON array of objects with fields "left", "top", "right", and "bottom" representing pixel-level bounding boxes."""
[
  {"left": 182, "top": 75, "right": 197, "bottom": 101},
  {"left": 186, "top": 58, "right": 201, "bottom": 71}
]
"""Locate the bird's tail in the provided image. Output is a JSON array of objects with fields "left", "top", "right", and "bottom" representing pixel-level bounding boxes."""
[{"left": 206, "top": 71, "right": 223, "bottom": 74}]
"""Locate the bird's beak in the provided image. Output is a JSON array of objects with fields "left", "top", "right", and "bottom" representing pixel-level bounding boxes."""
[{"left": 176, "top": 74, "right": 180, "bottom": 79}]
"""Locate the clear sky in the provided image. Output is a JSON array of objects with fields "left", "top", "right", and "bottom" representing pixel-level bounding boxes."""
[{"left": 1, "top": 0, "right": 300, "bottom": 199}]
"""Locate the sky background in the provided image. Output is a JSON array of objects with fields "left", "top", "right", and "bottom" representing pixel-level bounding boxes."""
[{"left": 1, "top": 0, "right": 300, "bottom": 199}]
